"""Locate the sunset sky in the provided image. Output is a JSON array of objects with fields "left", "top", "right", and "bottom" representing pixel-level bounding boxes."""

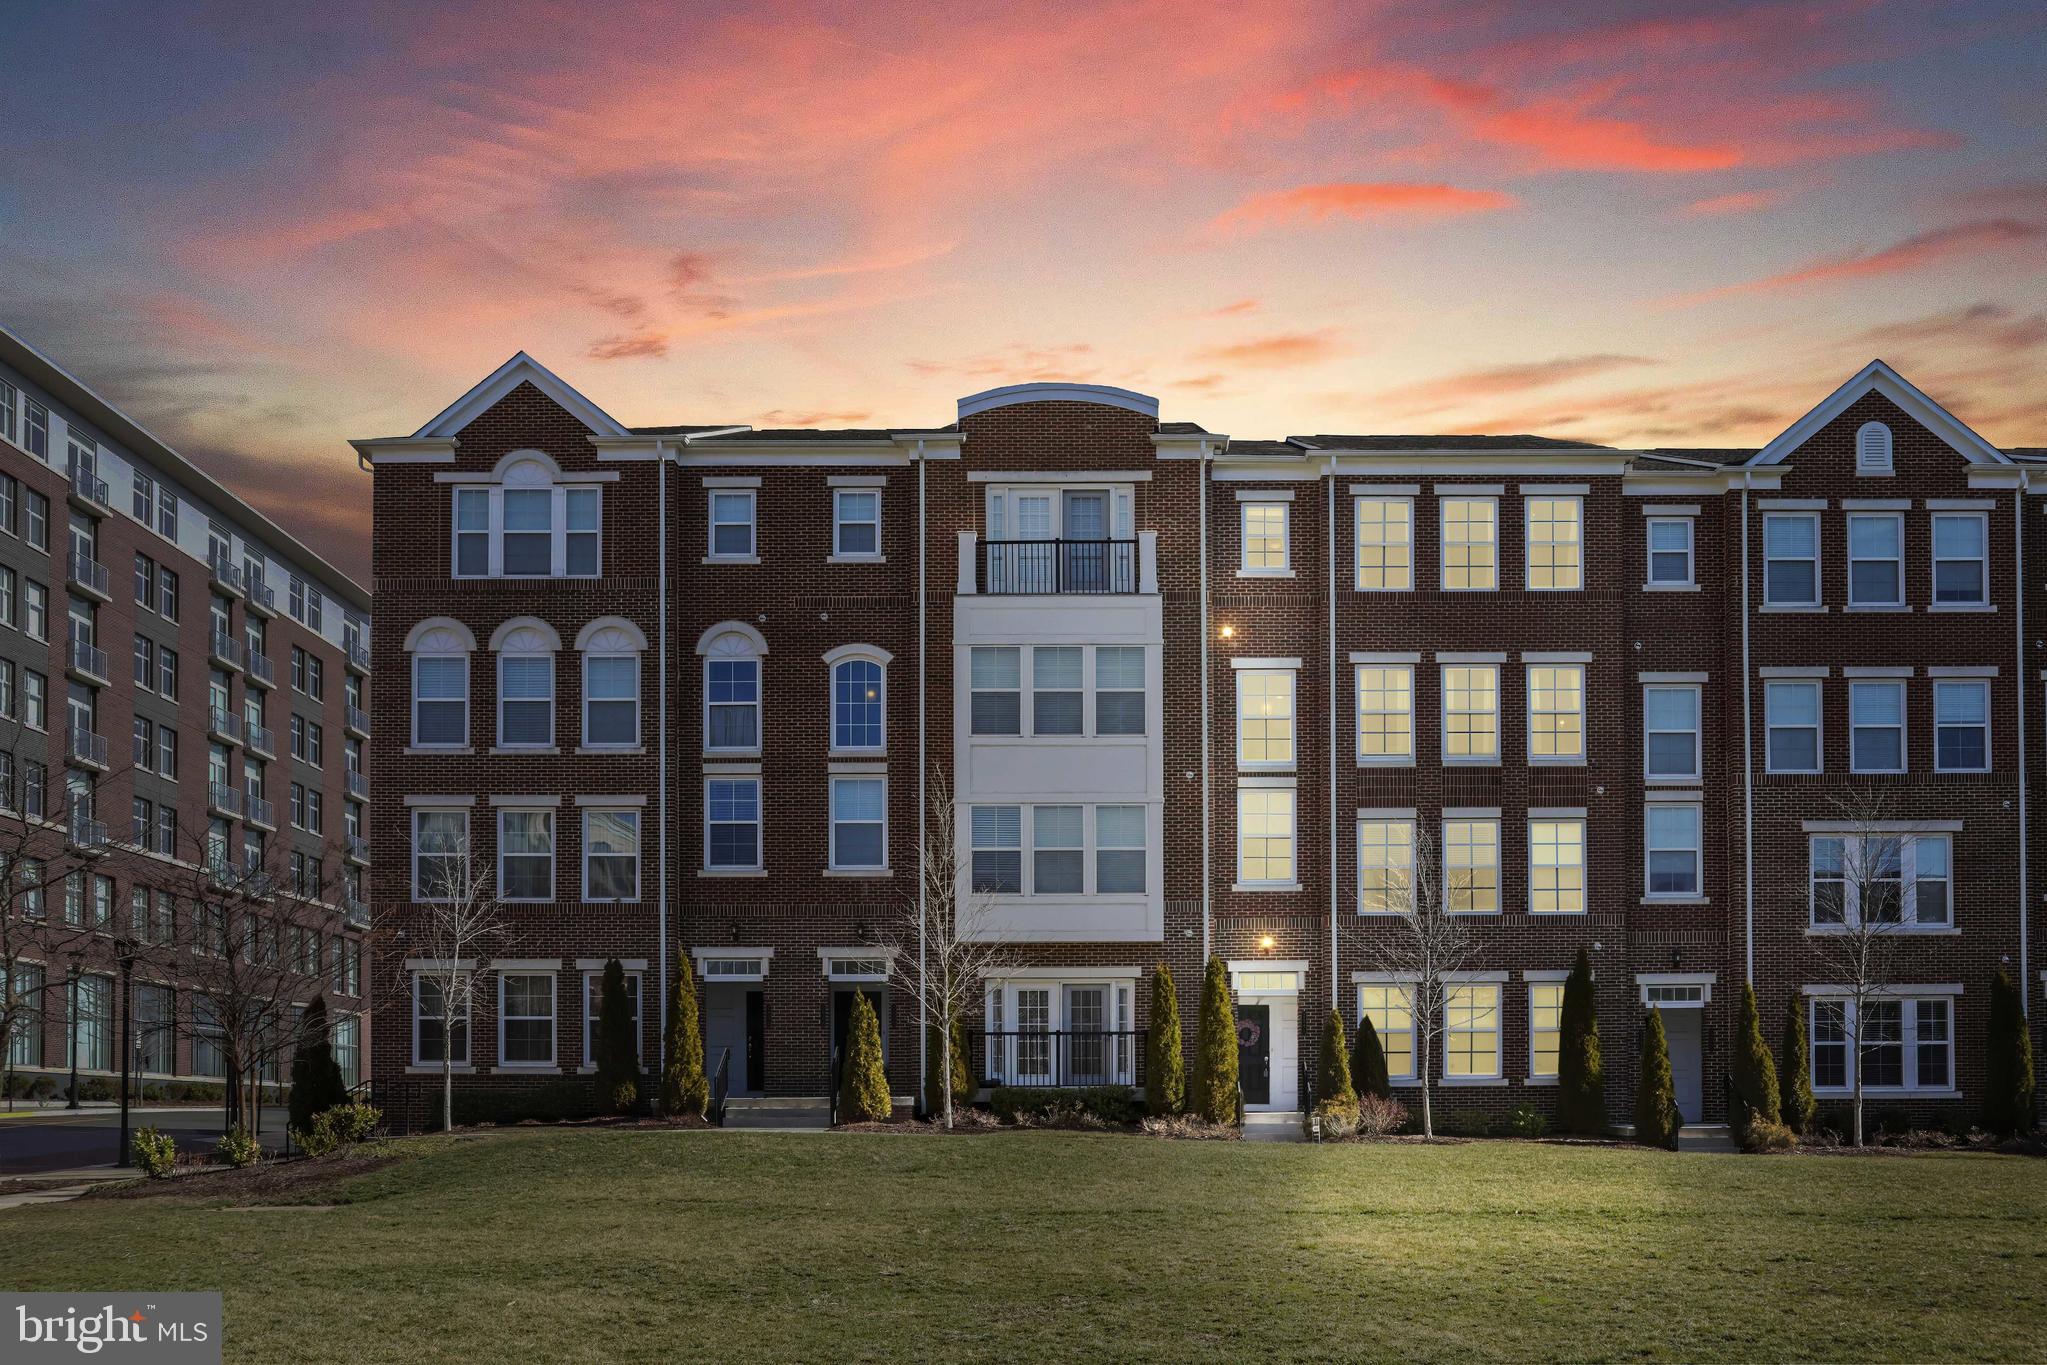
[{"left": 2, "top": 0, "right": 2042, "bottom": 580}]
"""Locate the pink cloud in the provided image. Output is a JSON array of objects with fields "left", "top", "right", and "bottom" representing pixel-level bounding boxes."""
[
  {"left": 1194, "top": 329, "right": 1345, "bottom": 368},
  {"left": 1678, "top": 189, "right": 1789, "bottom": 217},
  {"left": 1670, "top": 219, "right": 2046, "bottom": 304},
  {"left": 1208, "top": 182, "right": 1515, "bottom": 236}
]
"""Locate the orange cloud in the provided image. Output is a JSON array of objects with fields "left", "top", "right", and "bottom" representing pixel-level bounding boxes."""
[
  {"left": 756, "top": 408, "right": 873, "bottom": 426},
  {"left": 1194, "top": 330, "right": 1345, "bottom": 368},
  {"left": 1378, "top": 354, "right": 1657, "bottom": 413},
  {"left": 1422, "top": 77, "right": 1742, "bottom": 173},
  {"left": 1208, "top": 182, "right": 1514, "bottom": 236},
  {"left": 909, "top": 343, "right": 1099, "bottom": 381},
  {"left": 1679, "top": 190, "right": 1788, "bottom": 217},
  {"left": 1670, "top": 219, "right": 2047, "bottom": 304},
  {"left": 1205, "top": 298, "right": 1261, "bottom": 318}
]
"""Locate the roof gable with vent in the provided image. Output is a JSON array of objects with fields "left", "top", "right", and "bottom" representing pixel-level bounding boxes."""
[{"left": 1750, "top": 360, "right": 2007, "bottom": 467}]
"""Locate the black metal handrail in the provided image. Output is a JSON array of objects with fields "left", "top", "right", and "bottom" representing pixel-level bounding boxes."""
[
  {"left": 827, "top": 1044, "right": 843, "bottom": 1126},
  {"left": 974, "top": 1029, "right": 1146, "bottom": 1089},
  {"left": 981, "top": 539, "right": 1136, "bottom": 595},
  {"left": 709, "top": 1047, "right": 731, "bottom": 1127}
]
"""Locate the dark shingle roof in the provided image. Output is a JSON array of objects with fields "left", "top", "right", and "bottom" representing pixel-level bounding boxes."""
[
  {"left": 1223, "top": 439, "right": 1308, "bottom": 458},
  {"left": 1158, "top": 421, "right": 1212, "bottom": 435},
  {"left": 1632, "top": 448, "right": 1757, "bottom": 468},
  {"left": 627, "top": 423, "right": 748, "bottom": 436},
  {"left": 1290, "top": 433, "right": 1612, "bottom": 452}
]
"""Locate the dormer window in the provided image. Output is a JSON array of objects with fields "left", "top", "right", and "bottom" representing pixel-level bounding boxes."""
[
  {"left": 1856, "top": 421, "right": 1894, "bottom": 475},
  {"left": 451, "top": 453, "right": 601, "bottom": 579}
]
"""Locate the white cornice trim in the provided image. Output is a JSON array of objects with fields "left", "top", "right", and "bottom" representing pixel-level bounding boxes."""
[
  {"left": 1752, "top": 360, "right": 2008, "bottom": 467},
  {"left": 958, "top": 382, "right": 1158, "bottom": 420},
  {"left": 413, "top": 352, "right": 630, "bottom": 440}
]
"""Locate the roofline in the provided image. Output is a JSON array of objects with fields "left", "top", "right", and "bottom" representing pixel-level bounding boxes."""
[
  {"left": 0, "top": 321, "right": 370, "bottom": 611},
  {"left": 1751, "top": 359, "right": 2009, "bottom": 467},
  {"left": 957, "top": 382, "right": 1158, "bottom": 421},
  {"left": 411, "top": 351, "right": 631, "bottom": 441}
]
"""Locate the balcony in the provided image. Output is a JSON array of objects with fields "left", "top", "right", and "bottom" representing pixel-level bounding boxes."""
[
  {"left": 207, "top": 707, "right": 243, "bottom": 745},
  {"left": 66, "top": 811, "right": 110, "bottom": 855},
  {"left": 345, "top": 769, "right": 368, "bottom": 801},
  {"left": 65, "top": 638, "right": 110, "bottom": 686},
  {"left": 209, "top": 631, "right": 244, "bottom": 671},
  {"left": 342, "top": 894, "right": 370, "bottom": 930},
  {"left": 345, "top": 705, "right": 370, "bottom": 738},
  {"left": 208, "top": 781, "right": 244, "bottom": 818},
  {"left": 959, "top": 532, "right": 1157, "bottom": 596},
  {"left": 974, "top": 1030, "right": 1144, "bottom": 1089},
  {"left": 245, "top": 575, "right": 278, "bottom": 617},
  {"left": 347, "top": 834, "right": 370, "bottom": 866},
  {"left": 65, "top": 724, "right": 108, "bottom": 770},
  {"left": 66, "top": 550, "right": 110, "bottom": 601},
  {"left": 345, "top": 638, "right": 371, "bottom": 675},
  {"left": 65, "top": 461, "right": 111, "bottom": 515},
  {"left": 245, "top": 791, "right": 276, "bottom": 829},
  {"left": 209, "top": 553, "right": 244, "bottom": 598},
  {"left": 246, "top": 651, "right": 276, "bottom": 688},
  {"left": 246, "top": 722, "right": 276, "bottom": 758}
]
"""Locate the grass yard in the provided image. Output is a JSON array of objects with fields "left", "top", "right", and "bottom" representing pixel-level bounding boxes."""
[{"left": 3, "top": 1130, "right": 2044, "bottom": 1363}]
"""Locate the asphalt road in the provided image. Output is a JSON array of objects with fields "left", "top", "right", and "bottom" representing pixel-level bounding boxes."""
[{"left": 0, "top": 1106, "right": 292, "bottom": 1174}]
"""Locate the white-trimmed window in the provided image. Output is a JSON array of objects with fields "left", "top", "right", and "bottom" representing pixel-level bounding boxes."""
[
  {"left": 451, "top": 466, "right": 600, "bottom": 579},
  {"left": 1096, "top": 647, "right": 1146, "bottom": 736},
  {"left": 969, "top": 647, "right": 1021, "bottom": 736},
  {"left": 1933, "top": 680, "right": 1989, "bottom": 772},
  {"left": 1441, "top": 665, "right": 1499, "bottom": 762},
  {"left": 1443, "top": 818, "right": 1500, "bottom": 913},
  {"left": 1033, "top": 647, "right": 1083, "bottom": 736},
  {"left": 1356, "top": 983, "right": 1416, "bottom": 1080},
  {"left": 1812, "top": 995, "right": 1951, "bottom": 1093},
  {"left": 1847, "top": 513, "right": 1903, "bottom": 607},
  {"left": 1809, "top": 833, "right": 1949, "bottom": 928},
  {"left": 497, "top": 648, "right": 554, "bottom": 749},
  {"left": 578, "top": 620, "right": 645, "bottom": 749},
  {"left": 1855, "top": 421, "right": 1894, "bottom": 474},
  {"left": 1527, "top": 665, "right": 1584, "bottom": 762},
  {"left": 1765, "top": 680, "right": 1822, "bottom": 773},
  {"left": 1440, "top": 497, "right": 1497, "bottom": 591},
  {"left": 832, "top": 489, "right": 881, "bottom": 560},
  {"left": 1849, "top": 680, "right": 1906, "bottom": 773},
  {"left": 1237, "top": 785, "right": 1296, "bottom": 887},
  {"left": 1763, "top": 513, "right": 1819, "bottom": 606},
  {"left": 705, "top": 778, "right": 762, "bottom": 871},
  {"left": 582, "top": 808, "right": 640, "bottom": 901},
  {"left": 1643, "top": 684, "right": 1701, "bottom": 780},
  {"left": 412, "top": 975, "right": 468, "bottom": 1065},
  {"left": 1096, "top": 806, "right": 1146, "bottom": 894},
  {"left": 1444, "top": 983, "right": 1501, "bottom": 1079},
  {"left": 1240, "top": 501, "right": 1289, "bottom": 573},
  {"left": 1645, "top": 803, "right": 1701, "bottom": 898},
  {"left": 970, "top": 805, "right": 1022, "bottom": 893},
  {"left": 498, "top": 973, "right": 556, "bottom": 1066},
  {"left": 1931, "top": 513, "right": 1988, "bottom": 605},
  {"left": 1358, "top": 818, "right": 1414, "bottom": 914},
  {"left": 702, "top": 629, "right": 762, "bottom": 753},
  {"left": 709, "top": 489, "right": 756, "bottom": 560},
  {"left": 1646, "top": 517, "right": 1694, "bottom": 586},
  {"left": 829, "top": 777, "right": 887, "bottom": 870},
  {"left": 1528, "top": 818, "right": 1585, "bottom": 913},
  {"left": 1032, "top": 804, "right": 1083, "bottom": 893},
  {"left": 831, "top": 657, "right": 886, "bottom": 752},
  {"left": 498, "top": 808, "right": 555, "bottom": 901},
  {"left": 1356, "top": 665, "right": 1413, "bottom": 763},
  {"left": 411, "top": 808, "right": 468, "bottom": 901},
  {"left": 1236, "top": 669, "right": 1296, "bottom": 769},
  {"left": 1355, "top": 497, "right": 1412, "bottom": 590},
  {"left": 1525, "top": 497, "right": 1582, "bottom": 590},
  {"left": 583, "top": 970, "right": 642, "bottom": 1067},
  {"left": 1529, "top": 982, "right": 1564, "bottom": 1079},
  {"left": 408, "top": 621, "right": 473, "bottom": 748}
]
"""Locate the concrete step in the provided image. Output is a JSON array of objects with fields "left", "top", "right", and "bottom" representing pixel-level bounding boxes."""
[
  {"left": 1677, "top": 1123, "right": 1739, "bottom": 1153},
  {"left": 719, "top": 1096, "right": 831, "bottom": 1131},
  {"left": 1243, "top": 1110, "right": 1305, "bottom": 1143}
]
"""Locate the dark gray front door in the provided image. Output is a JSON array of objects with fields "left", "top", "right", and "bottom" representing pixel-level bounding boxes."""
[
  {"left": 1660, "top": 1007, "right": 1704, "bottom": 1124},
  {"left": 703, "top": 985, "right": 753, "bottom": 1095},
  {"left": 1236, "top": 1005, "right": 1270, "bottom": 1107}
]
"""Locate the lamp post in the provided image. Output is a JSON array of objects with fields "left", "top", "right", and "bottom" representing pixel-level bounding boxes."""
[
  {"left": 63, "top": 957, "right": 81, "bottom": 1110},
  {"left": 115, "top": 937, "right": 135, "bottom": 1167}
]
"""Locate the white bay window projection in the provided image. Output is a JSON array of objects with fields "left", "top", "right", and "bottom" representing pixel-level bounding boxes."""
[
  {"left": 1236, "top": 668, "right": 1295, "bottom": 768},
  {"left": 1354, "top": 497, "right": 1412, "bottom": 590},
  {"left": 1356, "top": 984, "right": 1415, "bottom": 1080},
  {"left": 499, "top": 809, "right": 555, "bottom": 901},
  {"left": 968, "top": 643, "right": 1152, "bottom": 737},
  {"left": 1095, "top": 806, "right": 1145, "bottom": 893},
  {"left": 412, "top": 808, "right": 468, "bottom": 900},
  {"left": 1526, "top": 665, "right": 1584, "bottom": 762},
  {"left": 1095, "top": 647, "right": 1145, "bottom": 736},
  {"left": 1032, "top": 805, "right": 1083, "bottom": 893},
  {"left": 1441, "top": 665, "right": 1499, "bottom": 762},
  {"left": 452, "top": 458, "right": 600, "bottom": 578},
  {"left": 1524, "top": 497, "right": 1582, "bottom": 590},
  {"left": 1811, "top": 996, "right": 1952, "bottom": 1093},
  {"left": 970, "top": 805, "right": 1022, "bottom": 893},
  {"left": 1033, "top": 647, "right": 1082, "bottom": 736},
  {"left": 1440, "top": 498, "right": 1497, "bottom": 590},
  {"left": 1763, "top": 513, "right": 1819, "bottom": 606},
  {"left": 1847, "top": 513, "right": 1904, "bottom": 607},
  {"left": 1809, "top": 833, "right": 1949, "bottom": 928},
  {"left": 1356, "top": 665, "right": 1414, "bottom": 763},
  {"left": 1357, "top": 818, "right": 1414, "bottom": 913},
  {"left": 582, "top": 808, "right": 640, "bottom": 901},
  {"left": 1765, "top": 680, "right": 1822, "bottom": 772},
  {"left": 1931, "top": 513, "right": 1988, "bottom": 605},
  {"left": 1643, "top": 684, "right": 1701, "bottom": 780},
  {"left": 1933, "top": 680, "right": 1989, "bottom": 772},
  {"left": 969, "top": 647, "right": 1020, "bottom": 735},
  {"left": 829, "top": 777, "right": 887, "bottom": 870},
  {"left": 1850, "top": 680, "right": 1906, "bottom": 772},
  {"left": 1443, "top": 818, "right": 1500, "bottom": 913},
  {"left": 1528, "top": 818, "right": 1586, "bottom": 913},
  {"left": 1645, "top": 803, "right": 1702, "bottom": 898},
  {"left": 705, "top": 779, "right": 762, "bottom": 871},
  {"left": 970, "top": 805, "right": 1147, "bottom": 896}
]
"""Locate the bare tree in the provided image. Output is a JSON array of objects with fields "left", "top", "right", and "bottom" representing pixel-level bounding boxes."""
[
  {"left": 1806, "top": 788, "right": 1907, "bottom": 1147},
  {"left": 888, "top": 771, "right": 1019, "bottom": 1128},
  {"left": 1345, "top": 823, "right": 1477, "bottom": 1138},
  {"left": 401, "top": 840, "right": 514, "bottom": 1132}
]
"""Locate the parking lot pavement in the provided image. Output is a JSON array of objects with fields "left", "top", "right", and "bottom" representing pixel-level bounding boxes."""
[{"left": 0, "top": 1106, "right": 291, "bottom": 1175}]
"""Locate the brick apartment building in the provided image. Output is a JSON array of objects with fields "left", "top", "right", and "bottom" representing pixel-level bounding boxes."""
[
  {"left": 361, "top": 352, "right": 2042, "bottom": 1127},
  {"left": 0, "top": 325, "right": 371, "bottom": 1104}
]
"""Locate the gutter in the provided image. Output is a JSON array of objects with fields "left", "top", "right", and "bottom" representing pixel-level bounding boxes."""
[
  {"left": 917, "top": 440, "right": 929, "bottom": 1106},
  {"left": 1327, "top": 458, "right": 1339, "bottom": 1010},
  {"left": 1199, "top": 441, "right": 1213, "bottom": 960},
  {"left": 656, "top": 440, "right": 671, "bottom": 1075},
  {"left": 1740, "top": 469, "right": 1755, "bottom": 985},
  {"left": 2019, "top": 473, "right": 2030, "bottom": 1015}
]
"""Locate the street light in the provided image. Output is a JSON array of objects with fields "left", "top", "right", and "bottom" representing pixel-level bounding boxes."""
[
  {"left": 63, "top": 956, "right": 81, "bottom": 1110},
  {"left": 115, "top": 935, "right": 136, "bottom": 1167}
]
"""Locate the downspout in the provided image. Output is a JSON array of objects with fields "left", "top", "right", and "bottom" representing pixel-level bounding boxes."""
[
  {"left": 1199, "top": 441, "right": 1213, "bottom": 960},
  {"left": 2017, "top": 472, "right": 2030, "bottom": 1015},
  {"left": 1327, "top": 458, "right": 1339, "bottom": 1010},
  {"left": 1740, "top": 470, "right": 1755, "bottom": 985},
  {"left": 917, "top": 441, "right": 929, "bottom": 1104},
  {"left": 656, "top": 439, "right": 671, "bottom": 1073}
]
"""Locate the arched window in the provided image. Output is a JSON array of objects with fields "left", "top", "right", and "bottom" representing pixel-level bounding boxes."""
[
  {"left": 406, "top": 618, "right": 475, "bottom": 748},
  {"left": 451, "top": 451, "right": 602, "bottom": 579},
  {"left": 492, "top": 618, "right": 561, "bottom": 749},
  {"left": 577, "top": 617, "right": 647, "bottom": 749},
  {"left": 1856, "top": 421, "right": 1894, "bottom": 474},
  {"left": 697, "top": 623, "right": 767, "bottom": 754},
  {"left": 824, "top": 644, "right": 892, "bottom": 754}
]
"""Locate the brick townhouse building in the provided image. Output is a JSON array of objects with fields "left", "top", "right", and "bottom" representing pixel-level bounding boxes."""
[
  {"left": 0, "top": 324, "right": 371, "bottom": 1103},
  {"left": 361, "top": 351, "right": 2042, "bottom": 1128}
]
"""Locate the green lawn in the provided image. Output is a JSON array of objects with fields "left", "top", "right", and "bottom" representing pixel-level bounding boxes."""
[{"left": 3, "top": 1130, "right": 2043, "bottom": 1363}]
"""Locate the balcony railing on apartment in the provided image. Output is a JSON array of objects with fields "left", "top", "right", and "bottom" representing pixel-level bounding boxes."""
[
  {"left": 347, "top": 835, "right": 370, "bottom": 866},
  {"left": 974, "top": 1029, "right": 1146, "bottom": 1089},
  {"left": 207, "top": 707, "right": 243, "bottom": 745},
  {"left": 979, "top": 539, "right": 1138, "bottom": 595},
  {"left": 67, "top": 810, "right": 110, "bottom": 854},
  {"left": 209, "top": 631, "right": 244, "bottom": 671},
  {"left": 245, "top": 791, "right": 275, "bottom": 829},
  {"left": 345, "top": 638, "right": 371, "bottom": 674},
  {"left": 245, "top": 722, "right": 276, "bottom": 757},
  {"left": 66, "top": 638, "right": 109, "bottom": 685},
  {"left": 66, "top": 550, "right": 110, "bottom": 600},
  {"left": 209, "top": 553, "right": 244, "bottom": 597},
  {"left": 245, "top": 574, "right": 277, "bottom": 617},
  {"left": 342, "top": 894, "right": 369, "bottom": 930},
  {"left": 65, "top": 724, "right": 108, "bottom": 770},
  {"left": 66, "top": 461, "right": 111, "bottom": 514},
  {"left": 208, "top": 782, "right": 244, "bottom": 818},
  {"left": 246, "top": 651, "right": 276, "bottom": 688},
  {"left": 345, "top": 769, "right": 368, "bottom": 801},
  {"left": 345, "top": 705, "right": 370, "bottom": 738}
]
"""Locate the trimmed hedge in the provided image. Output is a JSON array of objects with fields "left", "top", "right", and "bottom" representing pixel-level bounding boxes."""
[
  {"left": 1635, "top": 1009, "right": 1681, "bottom": 1150},
  {"left": 989, "top": 1086, "right": 1142, "bottom": 1126},
  {"left": 1777, "top": 991, "right": 1816, "bottom": 1134},
  {"left": 1556, "top": 947, "right": 1604, "bottom": 1134},
  {"left": 1983, "top": 967, "right": 2036, "bottom": 1136},
  {"left": 1144, "top": 963, "right": 1184, "bottom": 1117},
  {"left": 1730, "top": 984, "right": 1779, "bottom": 1141},
  {"left": 1352, "top": 1017, "right": 1391, "bottom": 1100},
  {"left": 1188, "top": 956, "right": 1239, "bottom": 1124}
]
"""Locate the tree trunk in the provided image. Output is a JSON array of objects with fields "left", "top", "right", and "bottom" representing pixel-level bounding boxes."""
[
  {"left": 1852, "top": 1073, "right": 1864, "bottom": 1147},
  {"left": 442, "top": 1056, "right": 454, "bottom": 1133},
  {"left": 1420, "top": 1073, "right": 1434, "bottom": 1138},
  {"left": 942, "top": 1032, "right": 954, "bottom": 1131}
]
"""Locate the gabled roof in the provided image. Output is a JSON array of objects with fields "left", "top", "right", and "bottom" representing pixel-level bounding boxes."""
[
  {"left": 412, "top": 352, "right": 631, "bottom": 440},
  {"left": 1750, "top": 359, "right": 2008, "bottom": 467}
]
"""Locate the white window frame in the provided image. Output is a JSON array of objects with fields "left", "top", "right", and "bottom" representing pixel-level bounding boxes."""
[
  {"left": 829, "top": 655, "right": 888, "bottom": 754},
  {"left": 581, "top": 807, "right": 641, "bottom": 902},
  {"left": 708, "top": 489, "right": 757, "bottom": 561},
  {"left": 411, "top": 651, "right": 469, "bottom": 749},
  {"left": 1523, "top": 495, "right": 1582, "bottom": 591},
  {"left": 1355, "top": 664, "right": 1414, "bottom": 765},
  {"left": 1356, "top": 982, "right": 1417, "bottom": 1081},
  {"left": 1643, "top": 801, "right": 1702, "bottom": 900},
  {"left": 828, "top": 775, "right": 888, "bottom": 872},
  {"left": 1810, "top": 994, "right": 1954, "bottom": 1096},
  {"left": 1443, "top": 982, "right": 1502, "bottom": 1080},
  {"left": 1235, "top": 667, "right": 1296, "bottom": 771},
  {"left": 496, "top": 649, "right": 555, "bottom": 750},
  {"left": 1645, "top": 515, "right": 1695, "bottom": 587},
  {"left": 582, "top": 969, "right": 643, "bottom": 1068},
  {"left": 410, "top": 973, "right": 469, "bottom": 1067},
  {"left": 449, "top": 483, "right": 602, "bottom": 579},
  {"left": 1442, "top": 817, "right": 1500, "bottom": 914},
  {"left": 1846, "top": 512, "right": 1905, "bottom": 608},
  {"left": 497, "top": 807, "right": 556, "bottom": 903},
  {"left": 831, "top": 487, "right": 883, "bottom": 561},
  {"left": 1353, "top": 496, "right": 1413, "bottom": 591},
  {"left": 1527, "top": 817, "right": 1586, "bottom": 915},
  {"left": 410, "top": 807, "right": 469, "bottom": 903},
  {"left": 1239, "top": 500, "right": 1290, "bottom": 575},
  {"left": 1930, "top": 511, "right": 1989, "bottom": 607},
  {"left": 704, "top": 777, "right": 763, "bottom": 873},
  {"left": 582, "top": 652, "right": 641, "bottom": 749},
  {"left": 1235, "top": 783, "right": 1297, "bottom": 889},
  {"left": 1529, "top": 981, "right": 1565, "bottom": 1080},
  {"left": 1849, "top": 679, "right": 1907, "bottom": 774},
  {"left": 1094, "top": 805, "right": 1146, "bottom": 895},
  {"left": 1763, "top": 512, "right": 1820, "bottom": 607},
  {"left": 702, "top": 635, "right": 762, "bottom": 756},
  {"left": 497, "top": 971, "right": 557, "bottom": 1068},
  {"left": 1357, "top": 817, "right": 1414, "bottom": 915},
  {"left": 1439, "top": 497, "right": 1498, "bottom": 591},
  {"left": 1764, "top": 680, "right": 1823, "bottom": 774},
  {"left": 968, "top": 645, "right": 1021, "bottom": 737},
  {"left": 1808, "top": 833, "right": 1953, "bottom": 930},
  {"left": 1932, "top": 679, "right": 1990, "bottom": 774},
  {"left": 969, "top": 805, "right": 1023, "bottom": 895},
  {"left": 1440, "top": 664, "right": 1499, "bottom": 764},
  {"left": 1642, "top": 683, "right": 1702, "bottom": 782},
  {"left": 1526, "top": 664, "right": 1585, "bottom": 765}
]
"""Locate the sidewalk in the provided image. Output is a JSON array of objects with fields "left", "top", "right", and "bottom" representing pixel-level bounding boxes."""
[{"left": 0, "top": 1168, "right": 134, "bottom": 1211}]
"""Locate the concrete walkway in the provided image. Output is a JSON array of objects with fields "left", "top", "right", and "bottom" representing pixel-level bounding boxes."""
[{"left": 0, "top": 1169, "right": 135, "bottom": 1211}]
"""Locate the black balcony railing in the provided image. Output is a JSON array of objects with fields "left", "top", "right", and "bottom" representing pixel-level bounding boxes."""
[
  {"left": 981, "top": 539, "right": 1136, "bottom": 595},
  {"left": 974, "top": 1029, "right": 1145, "bottom": 1089}
]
